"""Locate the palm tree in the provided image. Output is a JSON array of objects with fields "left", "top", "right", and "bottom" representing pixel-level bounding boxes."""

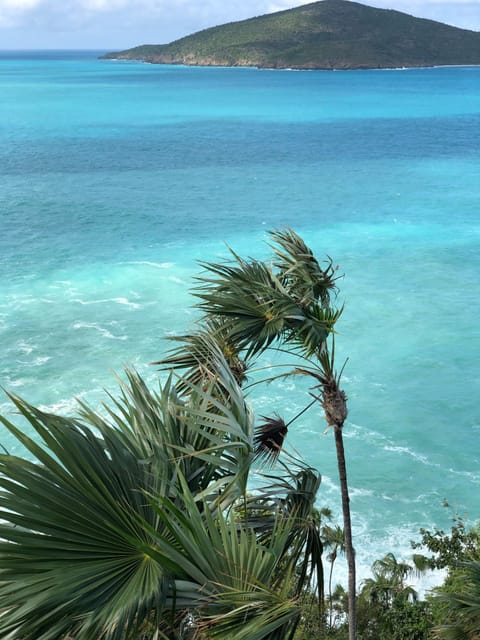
[
  {"left": 243, "top": 461, "right": 326, "bottom": 612},
  {"left": 157, "top": 326, "right": 329, "bottom": 624},
  {"left": 323, "top": 523, "right": 346, "bottom": 627},
  {"left": 193, "top": 228, "right": 357, "bottom": 640},
  {"left": 0, "top": 363, "right": 252, "bottom": 639},
  {"left": 0, "top": 342, "right": 326, "bottom": 638},
  {"left": 433, "top": 561, "right": 480, "bottom": 640},
  {"left": 361, "top": 553, "right": 417, "bottom": 608}
]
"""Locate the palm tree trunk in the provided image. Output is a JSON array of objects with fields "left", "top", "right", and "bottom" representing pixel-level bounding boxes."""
[
  {"left": 328, "top": 553, "right": 336, "bottom": 628},
  {"left": 334, "top": 424, "right": 356, "bottom": 640}
]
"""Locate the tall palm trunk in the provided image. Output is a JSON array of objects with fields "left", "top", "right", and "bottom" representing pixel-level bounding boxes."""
[
  {"left": 318, "top": 350, "right": 356, "bottom": 640},
  {"left": 328, "top": 551, "right": 336, "bottom": 627},
  {"left": 334, "top": 424, "right": 356, "bottom": 640},
  {"left": 328, "top": 549, "right": 337, "bottom": 628}
]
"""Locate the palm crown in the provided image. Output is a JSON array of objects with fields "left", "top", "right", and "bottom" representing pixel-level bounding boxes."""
[{"left": 195, "top": 229, "right": 341, "bottom": 359}]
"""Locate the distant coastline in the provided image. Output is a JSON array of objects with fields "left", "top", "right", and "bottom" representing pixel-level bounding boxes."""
[{"left": 102, "top": 55, "right": 480, "bottom": 73}]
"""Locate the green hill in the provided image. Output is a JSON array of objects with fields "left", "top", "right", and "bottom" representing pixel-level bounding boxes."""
[{"left": 102, "top": 0, "right": 480, "bottom": 69}]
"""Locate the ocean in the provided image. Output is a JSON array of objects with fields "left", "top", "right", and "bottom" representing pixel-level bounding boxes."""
[{"left": 1, "top": 50, "right": 479, "bottom": 587}]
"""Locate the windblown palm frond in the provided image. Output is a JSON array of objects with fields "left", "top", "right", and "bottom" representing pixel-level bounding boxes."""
[
  {"left": 0, "top": 366, "right": 255, "bottom": 639},
  {"left": 141, "top": 473, "right": 302, "bottom": 640},
  {"left": 242, "top": 463, "right": 325, "bottom": 615},
  {"left": 195, "top": 252, "right": 305, "bottom": 357},
  {"left": 195, "top": 240, "right": 341, "bottom": 363},
  {"left": 179, "top": 372, "right": 254, "bottom": 505},
  {"left": 433, "top": 561, "right": 480, "bottom": 640},
  {"left": 0, "top": 393, "right": 169, "bottom": 640},
  {"left": 77, "top": 368, "right": 253, "bottom": 503},
  {"left": 269, "top": 228, "right": 340, "bottom": 308},
  {"left": 153, "top": 318, "right": 248, "bottom": 395},
  {"left": 285, "top": 304, "right": 343, "bottom": 359}
]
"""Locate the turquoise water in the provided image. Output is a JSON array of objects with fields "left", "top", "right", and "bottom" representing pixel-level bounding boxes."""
[{"left": 1, "top": 51, "right": 479, "bottom": 583}]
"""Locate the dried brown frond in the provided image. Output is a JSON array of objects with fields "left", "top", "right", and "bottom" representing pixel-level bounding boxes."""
[{"left": 254, "top": 414, "right": 288, "bottom": 465}]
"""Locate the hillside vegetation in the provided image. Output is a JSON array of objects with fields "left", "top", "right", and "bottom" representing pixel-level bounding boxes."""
[{"left": 102, "top": 0, "right": 480, "bottom": 69}]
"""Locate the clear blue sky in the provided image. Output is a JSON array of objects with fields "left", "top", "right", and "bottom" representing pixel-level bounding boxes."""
[{"left": 0, "top": 0, "right": 479, "bottom": 50}]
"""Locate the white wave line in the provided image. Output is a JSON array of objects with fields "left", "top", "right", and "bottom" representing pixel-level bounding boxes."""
[
  {"left": 123, "top": 261, "right": 174, "bottom": 269},
  {"left": 72, "top": 322, "right": 127, "bottom": 340},
  {"left": 72, "top": 297, "right": 141, "bottom": 309}
]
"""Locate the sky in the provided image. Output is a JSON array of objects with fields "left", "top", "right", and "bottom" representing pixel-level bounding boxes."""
[{"left": 0, "top": 0, "right": 479, "bottom": 50}]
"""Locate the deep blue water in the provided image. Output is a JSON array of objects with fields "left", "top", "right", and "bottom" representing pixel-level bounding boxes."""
[{"left": 1, "top": 50, "right": 479, "bottom": 584}]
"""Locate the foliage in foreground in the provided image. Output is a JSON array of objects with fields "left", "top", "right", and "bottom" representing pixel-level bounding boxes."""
[
  {"left": 0, "top": 228, "right": 479, "bottom": 640},
  {"left": 0, "top": 362, "right": 325, "bottom": 639},
  {"left": 0, "top": 229, "right": 344, "bottom": 639},
  {"left": 415, "top": 507, "right": 480, "bottom": 640}
]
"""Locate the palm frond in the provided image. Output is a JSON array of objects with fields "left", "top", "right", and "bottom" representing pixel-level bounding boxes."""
[
  {"left": 286, "top": 304, "right": 343, "bottom": 358},
  {"left": 269, "top": 228, "right": 340, "bottom": 308},
  {"left": 0, "top": 393, "right": 170, "bottom": 640},
  {"left": 142, "top": 473, "right": 302, "bottom": 639},
  {"left": 153, "top": 319, "right": 249, "bottom": 395},
  {"left": 0, "top": 365, "right": 256, "bottom": 639},
  {"left": 195, "top": 252, "right": 303, "bottom": 357},
  {"left": 195, "top": 236, "right": 341, "bottom": 361},
  {"left": 241, "top": 462, "right": 325, "bottom": 614},
  {"left": 77, "top": 369, "right": 246, "bottom": 501},
  {"left": 433, "top": 561, "right": 480, "bottom": 640},
  {"left": 199, "top": 596, "right": 299, "bottom": 640},
  {"left": 253, "top": 414, "right": 288, "bottom": 465}
]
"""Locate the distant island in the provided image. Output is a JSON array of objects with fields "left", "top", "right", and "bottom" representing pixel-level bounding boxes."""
[{"left": 102, "top": 0, "right": 480, "bottom": 70}]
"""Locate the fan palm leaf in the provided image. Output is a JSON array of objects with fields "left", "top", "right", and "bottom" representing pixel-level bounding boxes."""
[
  {"left": 433, "top": 561, "right": 480, "bottom": 640},
  {"left": 76, "top": 367, "right": 253, "bottom": 503},
  {"left": 241, "top": 462, "right": 325, "bottom": 614},
  {"left": 0, "top": 364, "right": 254, "bottom": 639},
  {"left": 0, "top": 395, "right": 169, "bottom": 640},
  {"left": 137, "top": 472, "right": 302, "bottom": 639}
]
